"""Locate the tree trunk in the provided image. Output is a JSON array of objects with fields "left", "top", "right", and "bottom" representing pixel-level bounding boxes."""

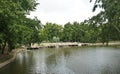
[
  {"left": 0, "top": 44, "right": 1, "bottom": 51},
  {"left": 106, "top": 41, "right": 109, "bottom": 46},
  {"left": 29, "top": 42, "right": 32, "bottom": 47},
  {"left": 8, "top": 44, "right": 12, "bottom": 52},
  {"left": 1, "top": 43, "right": 6, "bottom": 54},
  {"left": 8, "top": 41, "right": 14, "bottom": 52}
]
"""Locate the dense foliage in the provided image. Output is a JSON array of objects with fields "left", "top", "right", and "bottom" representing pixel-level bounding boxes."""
[
  {"left": 1, "top": 0, "right": 120, "bottom": 54},
  {"left": 0, "top": 0, "right": 41, "bottom": 54},
  {"left": 39, "top": 0, "right": 120, "bottom": 44},
  {"left": 90, "top": 0, "right": 120, "bottom": 44}
]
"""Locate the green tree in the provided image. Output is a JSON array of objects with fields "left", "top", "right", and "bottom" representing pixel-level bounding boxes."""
[
  {"left": 42, "top": 23, "right": 63, "bottom": 42},
  {"left": 72, "top": 22, "right": 85, "bottom": 42},
  {"left": 14, "top": 17, "right": 42, "bottom": 47},
  {"left": 91, "top": 0, "right": 120, "bottom": 44},
  {"left": 62, "top": 22, "right": 73, "bottom": 42},
  {"left": 0, "top": 0, "right": 38, "bottom": 54}
]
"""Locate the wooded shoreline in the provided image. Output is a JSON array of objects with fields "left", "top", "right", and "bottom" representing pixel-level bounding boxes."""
[
  {"left": 29, "top": 42, "right": 120, "bottom": 49},
  {"left": 0, "top": 42, "right": 120, "bottom": 69}
]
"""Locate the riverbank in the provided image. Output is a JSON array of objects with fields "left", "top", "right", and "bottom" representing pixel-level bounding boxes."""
[
  {"left": 29, "top": 42, "right": 120, "bottom": 49},
  {"left": 1, "top": 42, "right": 120, "bottom": 68},
  {"left": 0, "top": 48, "right": 25, "bottom": 69}
]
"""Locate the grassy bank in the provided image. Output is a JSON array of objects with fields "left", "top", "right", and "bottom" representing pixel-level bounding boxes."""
[
  {"left": 0, "top": 48, "right": 25, "bottom": 69},
  {"left": 0, "top": 54, "right": 13, "bottom": 63}
]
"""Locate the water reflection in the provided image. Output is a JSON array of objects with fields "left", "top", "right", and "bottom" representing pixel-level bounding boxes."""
[
  {"left": 52, "top": 49, "right": 75, "bottom": 74},
  {"left": 0, "top": 47, "right": 120, "bottom": 74}
]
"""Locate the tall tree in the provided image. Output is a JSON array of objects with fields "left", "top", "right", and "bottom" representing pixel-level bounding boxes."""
[
  {"left": 90, "top": 0, "right": 120, "bottom": 44},
  {"left": 62, "top": 22, "right": 73, "bottom": 42},
  {"left": 41, "top": 23, "right": 63, "bottom": 42},
  {"left": 0, "top": 0, "right": 38, "bottom": 54},
  {"left": 91, "top": 0, "right": 120, "bottom": 33}
]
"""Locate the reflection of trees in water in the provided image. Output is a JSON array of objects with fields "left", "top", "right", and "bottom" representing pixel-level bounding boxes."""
[
  {"left": 45, "top": 48, "right": 72, "bottom": 66},
  {"left": 100, "top": 66, "right": 112, "bottom": 74},
  {"left": 100, "top": 65, "right": 120, "bottom": 74},
  {"left": 62, "top": 48, "right": 72, "bottom": 57},
  {"left": 25, "top": 50, "right": 48, "bottom": 74},
  {"left": 45, "top": 48, "right": 75, "bottom": 74}
]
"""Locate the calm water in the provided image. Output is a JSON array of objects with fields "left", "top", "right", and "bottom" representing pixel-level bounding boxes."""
[{"left": 0, "top": 47, "right": 120, "bottom": 74}]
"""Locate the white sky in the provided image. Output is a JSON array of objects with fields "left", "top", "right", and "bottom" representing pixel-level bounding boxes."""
[{"left": 27, "top": 0, "right": 102, "bottom": 25}]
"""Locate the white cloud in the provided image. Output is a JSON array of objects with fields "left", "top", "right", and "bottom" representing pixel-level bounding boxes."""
[{"left": 27, "top": 0, "right": 102, "bottom": 25}]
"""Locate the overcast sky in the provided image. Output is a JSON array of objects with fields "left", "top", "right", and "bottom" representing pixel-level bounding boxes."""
[{"left": 27, "top": 0, "right": 102, "bottom": 25}]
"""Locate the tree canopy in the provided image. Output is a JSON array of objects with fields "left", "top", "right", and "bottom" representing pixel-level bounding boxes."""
[
  {"left": 0, "top": 0, "right": 120, "bottom": 54},
  {"left": 0, "top": 0, "right": 41, "bottom": 54}
]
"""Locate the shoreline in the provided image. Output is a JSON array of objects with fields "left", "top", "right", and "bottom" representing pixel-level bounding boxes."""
[
  {"left": 0, "top": 48, "right": 25, "bottom": 69},
  {"left": 0, "top": 42, "right": 120, "bottom": 69},
  {"left": 29, "top": 42, "right": 120, "bottom": 49}
]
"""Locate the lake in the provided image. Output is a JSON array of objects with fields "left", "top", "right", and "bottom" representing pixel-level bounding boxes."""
[{"left": 0, "top": 46, "right": 120, "bottom": 74}]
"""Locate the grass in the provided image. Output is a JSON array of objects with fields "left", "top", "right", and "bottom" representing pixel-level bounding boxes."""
[{"left": 0, "top": 54, "right": 13, "bottom": 63}]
